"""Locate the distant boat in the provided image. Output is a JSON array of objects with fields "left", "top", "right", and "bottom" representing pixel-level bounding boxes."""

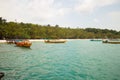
[
  {"left": 6, "top": 39, "right": 15, "bottom": 44},
  {"left": 15, "top": 40, "right": 32, "bottom": 48},
  {"left": 44, "top": 39, "right": 66, "bottom": 43},
  {"left": 102, "top": 39, "right": 120, "bottom": 44},
  {"left": 90, "top": 39, "right": 102, "bottom": 41}
]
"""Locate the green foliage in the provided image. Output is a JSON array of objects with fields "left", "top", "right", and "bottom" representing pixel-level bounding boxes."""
[{"left": 0, "top": 17, "right": 120, "bottom": 39}]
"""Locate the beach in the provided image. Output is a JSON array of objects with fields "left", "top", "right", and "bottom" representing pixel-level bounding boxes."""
[
  {"left": 0, "top": 40, "right": 6, "bottom": 43},
  {"left": 0, "top": 39, "right": 44, "bottom": 43}
]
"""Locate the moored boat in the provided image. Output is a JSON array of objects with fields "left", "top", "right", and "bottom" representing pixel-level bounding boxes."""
[
  {"left": 6, "top": 39, "right": 15, "bottom": 44},
  {"left": 90, "top": 39, "right": 102, "bottom": 41},
  {"left": 102, "top": 39, "right": 120, "bottom": 44},
  {"left": 15, "top": 40, "right": 32, "bottom": 47},
  {"left": 44, "top": 39, "right": 66, "bottom": 43}
]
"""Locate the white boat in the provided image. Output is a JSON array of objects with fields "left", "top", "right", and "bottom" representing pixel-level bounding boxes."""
[
  {"left": 44, "top": 39, "right": 66, "bottom": 43},
  {"left": 102, "top": 39, "right": 120, "bottom": 44},
  {"left": 90, "top": 39, "right": 102, "bottom": 41}
]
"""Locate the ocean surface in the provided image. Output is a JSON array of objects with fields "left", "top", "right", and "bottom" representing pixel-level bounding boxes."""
[{"left": 0, "top": 39, "right": 120, "bottom": 80}]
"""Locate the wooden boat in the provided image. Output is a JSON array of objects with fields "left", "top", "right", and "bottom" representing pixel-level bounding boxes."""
[
  {"left": 15, "top": 40, "right": 32, "bottom": 48},
  {"left": 6, "top": 39, "right": 15, "bottom": 44},
  {"left": 44, "top": 39, "right": 66, "bottom": 43},
  {"left": 102, "top": 39, "right": 120, "bottom": 44},
  {"left": 90, "top": 39, "right": 102, "bottom": 41}
]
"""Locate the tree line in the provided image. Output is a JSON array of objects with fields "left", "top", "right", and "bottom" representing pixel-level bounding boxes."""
[{"left": 0, "top": 17, "right": 120, "bottom": 39}]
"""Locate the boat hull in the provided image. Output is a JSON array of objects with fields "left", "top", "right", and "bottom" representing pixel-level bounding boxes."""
[
  {"left": 107, "top": 41, "right": 120, "bottom": 44},
  {"left": 16, "top": 40, "right": 32, "bottom": 48},
  {"left": 90, "top": 39, "right": 102, "bottom": 41},
  {"left": 102, "top": 39, "right": 120, "bottom": 44}
]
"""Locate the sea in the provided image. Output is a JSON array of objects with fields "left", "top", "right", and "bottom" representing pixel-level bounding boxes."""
[{"left": 0, "top": 39, "right": 120, "bottom": 80}]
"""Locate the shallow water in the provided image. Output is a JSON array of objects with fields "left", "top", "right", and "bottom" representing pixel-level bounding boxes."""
[{"left": 0, "top": 39, "right": 120, "bottom": 80}]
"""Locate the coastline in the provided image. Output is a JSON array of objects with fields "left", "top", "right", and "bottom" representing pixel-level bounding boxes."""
[
  {"left": 0, "top": 39, "right": 93, "bottom": 43},
  {"left": 0, "top": 40, "right": 6, "bottom": 43},
  {"left": 0, "top": 39, "right": 71, "bottom": 43},
  {"left": 29, "top": 39, "right": 44, "bottom": 42},
  {"left": 0, "top": 39, "right": 44, "bottom": 43}
]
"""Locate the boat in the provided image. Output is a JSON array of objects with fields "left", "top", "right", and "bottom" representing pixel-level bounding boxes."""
[
  {"left": 6, "top": 39, "right": 15, "bottom": 44},
  {"left": 14, "top": 39, "right": 23, "bottom": 44},
  {"left": 44, "top": 39, "right": 66, "bottom": 43},
  {"left": 15, "top": 40, "right": 32, "bottom": 48},
  {"left": 90, "top": 39, "right": 102, "bottom": 41},
  {"left": 102, "top": 39, "right": 120, "bottom": 44}
]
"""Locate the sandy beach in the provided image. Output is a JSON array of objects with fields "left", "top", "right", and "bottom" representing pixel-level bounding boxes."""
[
  {"left": 0, "top": 40, "right": 6, "bottom": 43},
  {"left": 0, "top": 39, "right": 44, "bottom": 43},
  {"left": 0, "top": 39, "right": 71, "bottom": 43}
]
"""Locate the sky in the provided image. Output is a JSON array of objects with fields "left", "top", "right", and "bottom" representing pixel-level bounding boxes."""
[{"left": 0, "top": 0, "right": 120, "bottom": 30}]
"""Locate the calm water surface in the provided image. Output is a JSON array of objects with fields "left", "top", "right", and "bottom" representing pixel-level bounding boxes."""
[{"left": 0, "top": 39, "right": 120, "bottom": 80}]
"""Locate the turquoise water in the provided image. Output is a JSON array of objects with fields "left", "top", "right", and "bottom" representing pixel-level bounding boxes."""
[{"left": 0, "top": 39, "right": 120, "bottom": 80}]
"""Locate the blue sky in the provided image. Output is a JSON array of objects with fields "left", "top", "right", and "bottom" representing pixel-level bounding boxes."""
[{"left": 0, "top": 0, "right": 120, "bottom": 30}]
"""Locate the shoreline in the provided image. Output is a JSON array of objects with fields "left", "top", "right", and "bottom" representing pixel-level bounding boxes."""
[
  {"left": 0, "top": 39, "right": 44, "bottom": 43},
  {"left": 0, "top": 39, "right": 69, "bottom": 43},
  {"left": 0, "top": 39, "right": 103, "bottom": 43},
  {"left": 0, "top": 39, "right": 76, "bottom": 43},
  {"left": 0, "top": 40, "right": 6, "bottom": 43}
]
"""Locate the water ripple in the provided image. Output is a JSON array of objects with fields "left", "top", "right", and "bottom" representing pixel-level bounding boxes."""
[{"left": 0, "top": 40, "right": 120, "bottom": 80}]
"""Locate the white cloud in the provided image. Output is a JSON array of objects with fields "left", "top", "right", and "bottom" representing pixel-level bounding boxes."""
[
  {"left": 108, "top": 11, "right": 120, "bottom": 19},
  {"left": 57, "top": 8, "right": 71, "bottom": 16},
  {"left": 0, "top": 0, "right": 120, "bottom": 30},
  {"left": 25, "top": 0, "right": 55, "bottom": 20},
  {"left": 107, "top": 11, "right": 120, "bottom": 24},
  {"left": 0, "top": 0, "right": 70, "bottom": 22},
  {"left": 93, "top": 18, "right": 99, "bottom": 23},
  {"left": 99, "top": 11, "right": 120, "bottom": 30},
  {"left": 75, "top": 0, "right": 119, "bottom": 13}
]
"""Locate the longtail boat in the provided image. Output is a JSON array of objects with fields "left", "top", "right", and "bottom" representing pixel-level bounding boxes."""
[
  {"left": 102, "top": 39, "right": 120, "bottom": 44},
  {"left": 15, "top": 40, "right": 32, "bottom": 48},
  {"left": 44, "top": 39, "right": 66, "bottom": 43}
]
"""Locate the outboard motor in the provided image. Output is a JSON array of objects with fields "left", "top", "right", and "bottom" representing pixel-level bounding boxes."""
[{"left": 0, "top": 72, "right": 4, "bottom": 80}]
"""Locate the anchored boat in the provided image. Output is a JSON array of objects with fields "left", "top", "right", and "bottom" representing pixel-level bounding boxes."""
[
  {"left": 102, "top": 39, "right": 120, "bottom": 44},
  {"left": 15, "top": 40, "right": 32, "bottom": 48},
  {"left": 44, "top": 39, "right": 66, "bottom": 43},
  {"left": 90, "top": 39, "right": 102, "bottom": 41}
]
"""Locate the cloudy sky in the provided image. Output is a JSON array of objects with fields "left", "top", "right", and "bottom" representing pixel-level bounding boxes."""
[{"left": 0, "top": 0, "right": 120, "bottom": 30}]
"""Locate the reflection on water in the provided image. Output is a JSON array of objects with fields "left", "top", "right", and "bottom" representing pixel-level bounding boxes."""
[{"left": 0, "top": 40, "right": 120, "bottom": 80}]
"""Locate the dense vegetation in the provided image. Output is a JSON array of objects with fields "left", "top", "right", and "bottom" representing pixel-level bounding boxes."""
[{"left": 0, "top": 17, "right": 120, "bottom": 39}]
